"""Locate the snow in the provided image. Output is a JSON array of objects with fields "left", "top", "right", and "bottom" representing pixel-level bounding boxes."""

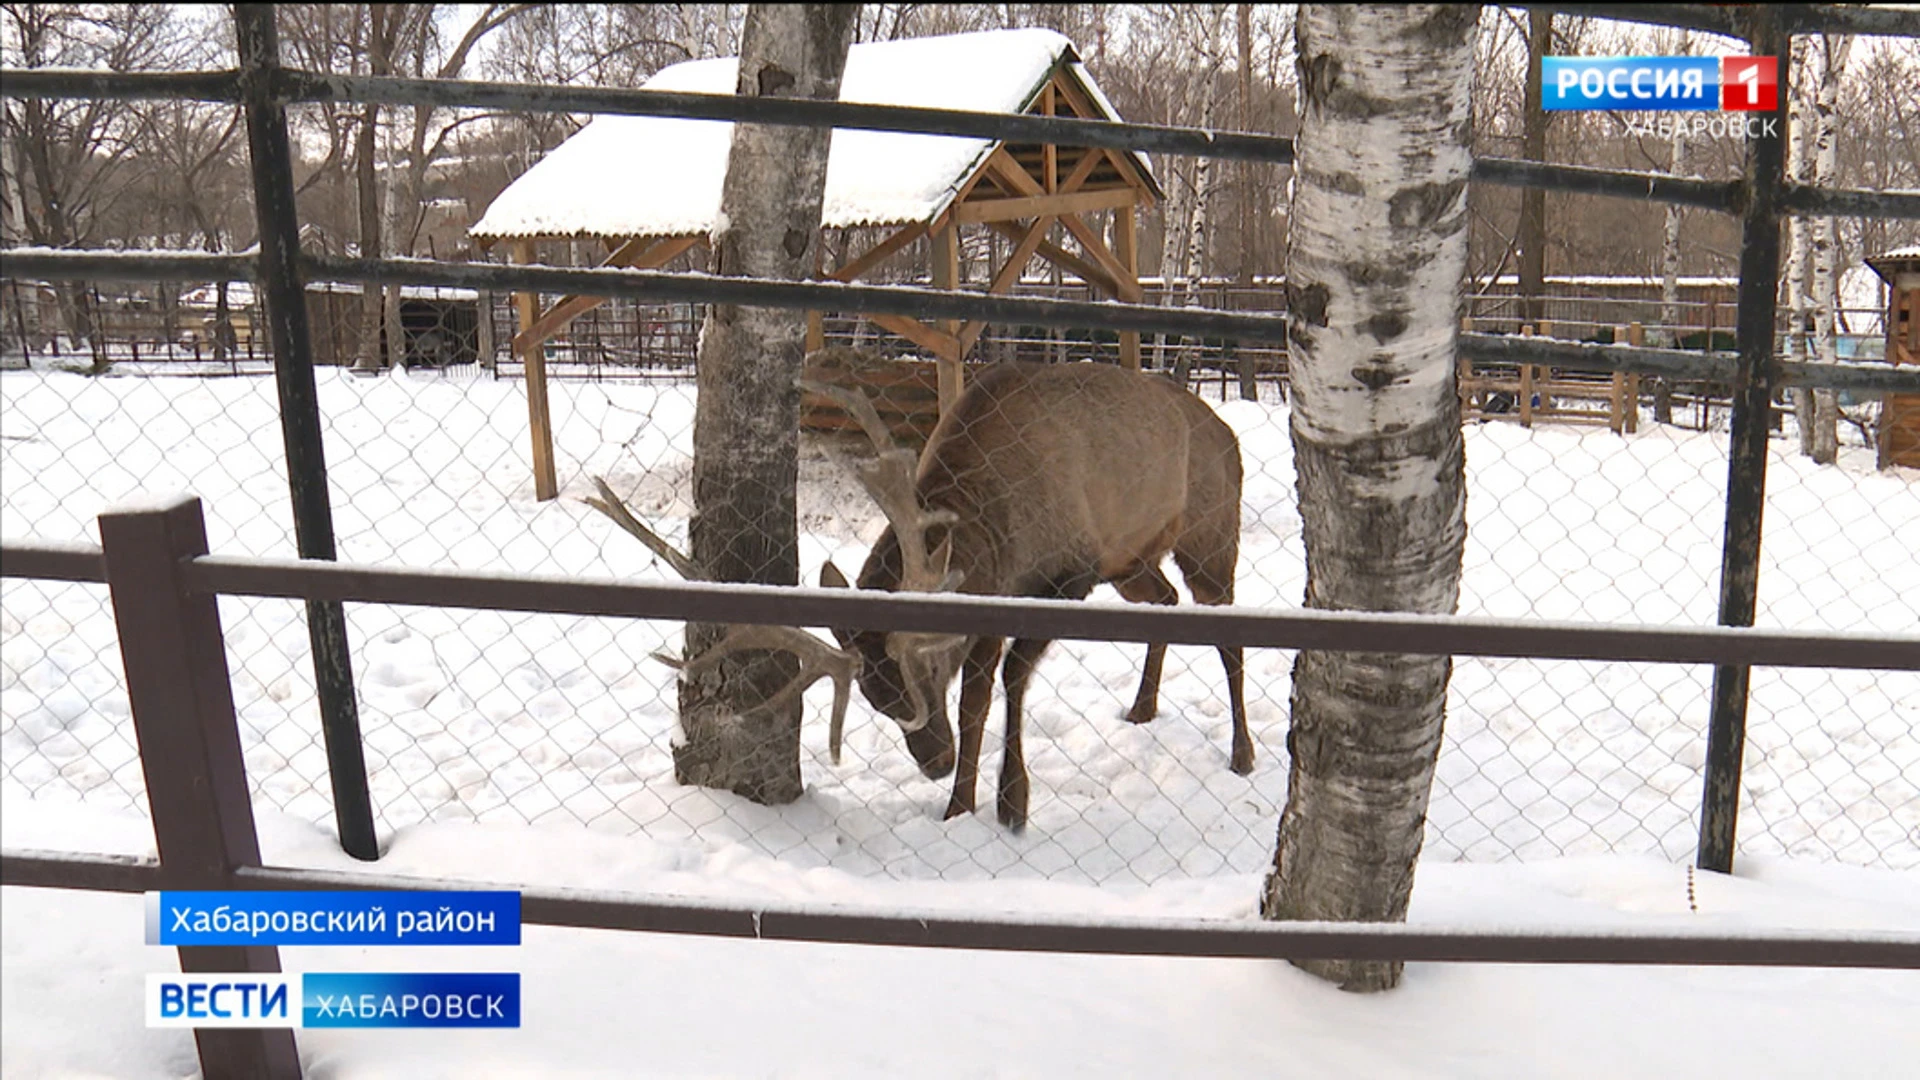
[
  {"left": 3, "top": 798, "right": 1919, "bottom": 1078},
  {"left": 2, "top": 364, "right": 1918, "bottom": 1074},
  {"left": 1, "top": 365, "right": 1914, "bottom": 878},
  {"left": 470, "top": 29, "right": 1144, "bottom": 242},
  {"left": 1485, "top": 273, "right": 1741, "bottom": 288}
]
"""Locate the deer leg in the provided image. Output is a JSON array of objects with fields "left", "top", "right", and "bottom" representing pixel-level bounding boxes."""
[
  {"left": 1219, "top": 644, "right": 1251, "bottom": 775},
  {"left": 996, "top": 636, "right": 1052, "bottom": 832},
  {"left": 1178, "top": 551, "right": 1254, "bottom": 775},
  {"left": 944, "top": 637, "right": 1003, "bottom": 820},
  {"left": 1110, "top": 563, "right": 1180, "bottom": 724}
]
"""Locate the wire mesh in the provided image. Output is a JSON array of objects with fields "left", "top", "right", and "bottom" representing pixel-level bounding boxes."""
[{"left": 3, "top": 288, "right": 1915, "bottom": 877}]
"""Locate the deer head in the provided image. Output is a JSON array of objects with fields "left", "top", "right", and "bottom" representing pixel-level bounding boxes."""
[
  {"left": 583, "top": 476, "right": 859, "bottom": 763},
  {"left": 803, "top": 377, "right": 968, "bottom": 779}
]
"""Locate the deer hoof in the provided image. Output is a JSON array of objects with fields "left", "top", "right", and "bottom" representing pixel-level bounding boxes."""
[
  {"left": 942, "top": 798, "right": 973, "bottom": 821},
  {"left": 1230, "top": 745, "right": 1255, "bottom": 776},
  {"left": 1124, "top": 700, "right": 1158, "bottom": 725},
  {"left": 996, "top": 793, "right": 1028, "bottom": 832}
]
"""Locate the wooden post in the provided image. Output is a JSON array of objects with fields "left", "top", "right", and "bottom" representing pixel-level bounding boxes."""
[
  {"left": 932, "top": 222, "right": 963, "bottom": 413},
  {"left": 1042, "top": 84, "right": 1058, "bottom": 193},
  {"left": 805, "top": 310, "right": 825, "bottom": 354},
  {"left": 1625, "top": 321, "right": 1644, "bottom": 433},
  {"left": 514, "top": 240, "right": 559, "bottom": 501},
  {"left": 476, "top": 290, "right": 496, "bottom": 371},
  {"left": 99, "top": 495, "right": 304, "bottom": 1080},
  {"left": 1519, "top": 323, "right": 1535, "bottom": 427},
  {"left": 1609, "top": 324, "right": 1627, "bottom": 433},
  {"left": 1116, "top": 203, "right": 1141, "bottom": 371}
]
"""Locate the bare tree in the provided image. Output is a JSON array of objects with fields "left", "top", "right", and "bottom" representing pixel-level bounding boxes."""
[
  {"left": 1260, "top": 3, "right": 1476, "bottom": 994},
  {"left": 674, "top": 3, "right": 859, "bottom": 802},
  {"left": 1808, "top": 33, "right": 1851, "bottom": 465},
  {"left": 1517, "top": 8, "right": 1551, "bottom": 330},
  {"left": 1785, "top": 35, "right": 1816, "bottom": 455},
  {"left": 1653, "top": 28, "right": 1692, "bottom": 423},
  {"left": 2, "top": 2, "right": 183, "bottom": 367}
]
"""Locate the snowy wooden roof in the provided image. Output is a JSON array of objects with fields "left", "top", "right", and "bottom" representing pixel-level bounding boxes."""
[
  {"left": 471, "top": 28, "right": 1154, "bottom": 243},
  {"left": 1867, "top": 246, "right": 1920, "bottom": 286}
]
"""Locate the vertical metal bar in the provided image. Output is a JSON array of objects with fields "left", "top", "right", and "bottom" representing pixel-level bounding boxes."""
[
  {"left": 99, "top": 496, "right": 302, "bottom": 1080},
  {"left": 1699, "top": 7, "right": 1788, "bottom": 874},
  {"left": 234, "top": 5, "right": 378, "bottom": 861}
]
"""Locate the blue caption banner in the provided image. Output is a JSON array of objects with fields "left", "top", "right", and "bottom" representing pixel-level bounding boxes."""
[
  {"left": 303, "top": 972, "right": 521, "bottom": 1029},
  {"left": 1542, "top": 56, "right": 1719, "bottom": 111},
  {"left": 146, "top": 890, "right": 521, "bottom": 946}
]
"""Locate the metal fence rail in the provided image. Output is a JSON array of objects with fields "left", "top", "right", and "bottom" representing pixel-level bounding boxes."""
[
  {"left": 9, "top": 248, "right": 1916, "bottom": 394},
  {"left": 6, "top": 495, "right": 1918, "bottom": 972},
  {"left": 3, "top": 3, "right": 1917, "bottom": 891}
]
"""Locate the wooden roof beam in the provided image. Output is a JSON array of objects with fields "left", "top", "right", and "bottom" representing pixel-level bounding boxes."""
[
  {"left": 955, "top": 187, "right": 1137, "bottom": 224},
  {"left": 829, "top": 222, "right": 927, "bottom": 283},
  {"left": 985, "top": 219, "right": 1123, "bottom": 299},
  {"left": 513, "top": 235, "right": 699, "bottom": 352}
]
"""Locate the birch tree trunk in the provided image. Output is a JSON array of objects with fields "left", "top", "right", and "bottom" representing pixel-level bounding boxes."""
[
  {"left": 1518, "top": 9, "right": 1551, "bottom": 331},
  {"left": 1174, "top": 5, "right": 1228, "bottom": 389},
  {"left": 1655, "top": 37, "right": 1689, "bottom": 423},
  {"left": 1809, "top": 34, "right": 1851, "bottom": 466},
  {"left": 1260, "top": 4, "right": 1476, "bottom": 993},
  {"left": 1785, "top": 36, "right": 1816, "bottom": 455},
  {"left": 676, "top": 3, "right": 857, "bottom": 803}
]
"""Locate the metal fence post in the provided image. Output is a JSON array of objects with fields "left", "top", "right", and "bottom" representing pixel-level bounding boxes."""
[
  {"left": 1699, "top": 7, "right": 1788, "bottom": 874},
  {"left": 99, "top": 496, "right": 302, "bottom": 1080},
  {"left": 234, "top": 4, "right": 379, "bottom": 861}
]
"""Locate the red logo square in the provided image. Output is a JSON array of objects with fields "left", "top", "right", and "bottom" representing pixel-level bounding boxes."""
[{"left": 1721, "top": 56, "right": 1778, "bottom": 112}]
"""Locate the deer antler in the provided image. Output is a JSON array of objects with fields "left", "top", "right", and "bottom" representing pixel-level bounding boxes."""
[
  {"left": 800, "top": 378, "right": 961, "bottom": 593},
  {"left": 583, "top": 475, "right": 859, "bottom": 763}
]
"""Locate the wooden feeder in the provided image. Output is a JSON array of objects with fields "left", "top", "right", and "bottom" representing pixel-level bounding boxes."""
[
  {"left": 468, "top": 29, "right": 1161, "bottom": 500},
  {"left": 1865, "top": 246, "right": 1920, "bottom": 469}
]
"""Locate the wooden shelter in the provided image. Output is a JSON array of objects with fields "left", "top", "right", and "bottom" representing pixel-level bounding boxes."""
[
  {"left": 1866, "top": 247, "right": 1920, "bottom": 470},
  {"left": 470, "top": 29, "right": 1162, "bottom": 500}
]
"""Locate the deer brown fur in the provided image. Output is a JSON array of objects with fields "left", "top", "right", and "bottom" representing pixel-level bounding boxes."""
[{"left": 819, "top": 361, "right": 1250, "bottom": 831}]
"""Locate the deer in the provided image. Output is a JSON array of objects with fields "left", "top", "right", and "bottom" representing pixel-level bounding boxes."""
[{"left": 808, "top": 360, "right": 1250, "bottom": 832}]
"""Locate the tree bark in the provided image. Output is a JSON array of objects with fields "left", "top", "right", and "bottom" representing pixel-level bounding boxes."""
[
  {"left": 676, "top": 4, "right": 858, "bottom": 803},
  {"left": 1808, "top": 34, "right": 1850, "bottom": 466},
  {"left": 1176, "top": 10, "right": 1223, "bottom": 391},
  {"left": 1785, "top": 36, "right": 1816, "bottom": 455},
  {"left": 1261, "top": 4, "right": 1476, "bottom": 993}
]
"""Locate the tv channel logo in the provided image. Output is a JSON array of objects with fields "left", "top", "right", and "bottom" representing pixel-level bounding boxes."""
[
  {"left": 1544, "top": 56, "right": 1778, "bottom": 112},
  {"left": 147, "top": 973, "right": 520, "bottom": 1029}
]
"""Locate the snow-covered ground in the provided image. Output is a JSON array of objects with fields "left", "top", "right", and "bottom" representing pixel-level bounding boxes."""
[
  {"left": 3, "top": 367, "right": 1913, "bottom": 877},
  {"left": 2, "top": 366, "right": 1917, "bottom": 1077},
  {"left": 3, "top": 799, "right": 1918, "bottom": 1079}
]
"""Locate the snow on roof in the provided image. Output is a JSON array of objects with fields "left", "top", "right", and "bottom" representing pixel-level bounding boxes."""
[
  {"left": 1871, "top": 245, "right": 1920, "bottom": 262},
  {"left": 1486, "top": 274, "right": 1739, "bottom": 288},
  {"left": 471, "top": 29, "right": 1133, "bottom": 242}
]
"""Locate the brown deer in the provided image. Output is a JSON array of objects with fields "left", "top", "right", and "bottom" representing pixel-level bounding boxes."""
[{"left": 809, "top": 361, "right": 1249, "bottom": 832}]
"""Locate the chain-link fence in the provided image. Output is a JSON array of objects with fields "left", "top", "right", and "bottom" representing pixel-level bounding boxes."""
[
  {"left": 4, "top": 2, "right": 1917, "bottom": 883},
  {"left": 4, "top": 286, "right": 1915, "bottom": 878}
]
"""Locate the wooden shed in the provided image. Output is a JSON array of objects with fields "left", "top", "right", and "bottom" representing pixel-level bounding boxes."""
[
  {"left": 1866, "top": 246, "right": 1920, "bottom": 470},
  {"left": 469, "top": 28, "right": 1162, "bottom": 499}
]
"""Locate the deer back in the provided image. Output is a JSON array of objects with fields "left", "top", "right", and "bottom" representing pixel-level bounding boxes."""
[{"left": 908, "top": 362, "right": 1241, "bottom": 598}]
